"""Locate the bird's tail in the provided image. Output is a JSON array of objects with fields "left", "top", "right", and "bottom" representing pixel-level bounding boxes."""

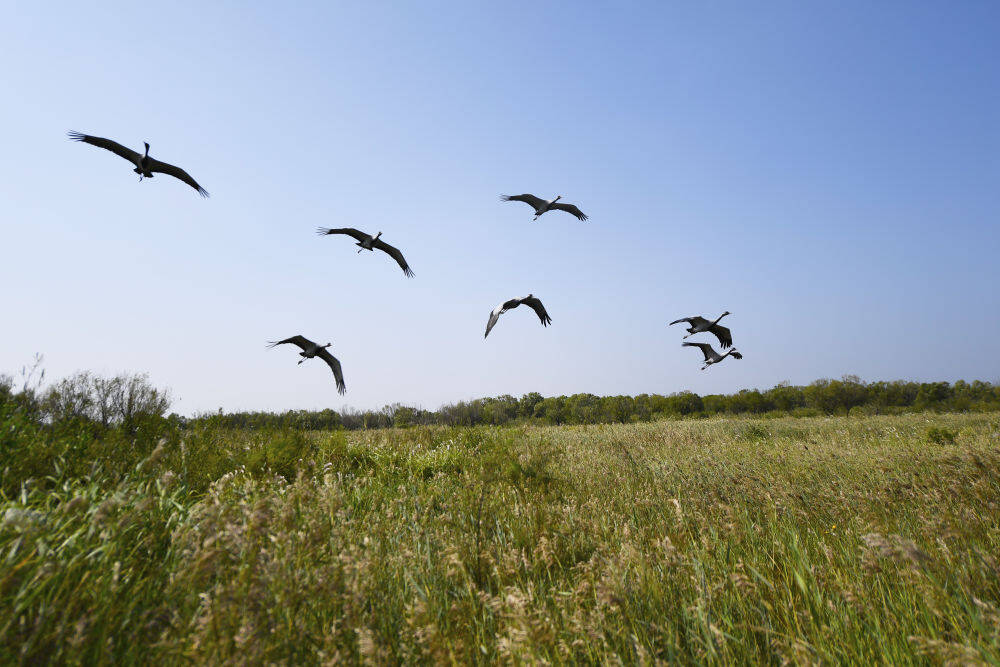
[{"left": 316, "top": 227, "right": 332, "bottom": 235}]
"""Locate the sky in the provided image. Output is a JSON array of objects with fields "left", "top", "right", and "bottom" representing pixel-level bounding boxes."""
[{"left": 1, "top": 1, "right": 998, "bottom": 415}]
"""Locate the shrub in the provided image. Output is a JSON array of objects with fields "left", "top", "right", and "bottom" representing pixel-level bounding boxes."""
[{"left": 925, "top": 426, "right": 957, "bottom": 446}]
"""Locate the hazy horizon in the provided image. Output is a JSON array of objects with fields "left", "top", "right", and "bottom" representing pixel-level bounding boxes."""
[{"left": 2, "top": 2, "right": 998, "bottom": 416}]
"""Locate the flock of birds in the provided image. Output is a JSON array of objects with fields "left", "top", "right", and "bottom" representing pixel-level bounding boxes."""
[{"left": 68, "top": 131, "right": 743, "bottom": 395}]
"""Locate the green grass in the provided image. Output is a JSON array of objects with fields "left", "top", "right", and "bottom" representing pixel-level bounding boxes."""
[{"left": 2, "top": 413, "right": 999, "bottom": 663}]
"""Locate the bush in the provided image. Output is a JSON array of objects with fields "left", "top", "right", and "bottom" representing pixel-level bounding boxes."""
[
  {"left": 734, "top": 422, "right": 770, "bottom": 443},
  {"left": 926, "top": 426, "right": 957, "bottom": 446},
  {"left": 245, "top": 429, "right": 318, "bottom": 481}
]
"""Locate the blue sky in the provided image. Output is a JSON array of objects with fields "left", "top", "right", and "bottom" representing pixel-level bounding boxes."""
[{"left": 2, "top": 2, "right": 998, "bottom": 415}]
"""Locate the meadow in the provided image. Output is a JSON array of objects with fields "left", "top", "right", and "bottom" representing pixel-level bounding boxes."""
[{"left": 2, "top": 412, "right": 999, "bottom": 664}]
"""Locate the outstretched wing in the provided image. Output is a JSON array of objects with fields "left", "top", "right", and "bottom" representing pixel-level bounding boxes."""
[
  {"left": 709, "top": 323, "right": 732, "bottom": 348},
  {"left": 68, "top": 131, "right": 142, "bottom": 165},
  {"left": 373, "top": 238, "right": 414, "bottom": 277},
  {"left": 146, "top": 157, "right": 209, "bottom": 197},
  {"left": 484, "top": 302, "right": 507, "bottom": 338},
  {"left": 316, "top": 348, "right": 347, "bottom": 394},
  {"left": 520, "top": 296, "right": 552, "bottom": 327},
  {"left": 670, "top": 316, "right": 709, "bottom": 328},
  {"left": 316, "top": 227, "right": 370, "bottom": 242},
  {"left": 549, "top": 201, "right": 588, "bottom": 221},
  {"left": 267, "top": 335, "right": 314, "bottom": 352},
  {"left": 484, "top": 299, "right": 523, "bottom": 338},
  {"left": 501, "top": 194, "right": 546, "bottom": 210},
  {"left": 682, "top": 341, "right": 716, "bottom": 361}
]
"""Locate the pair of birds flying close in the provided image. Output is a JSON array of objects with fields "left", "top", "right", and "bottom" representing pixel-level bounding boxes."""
[{"left": 670, "top": 312, "right": 743, "bottom": 370}]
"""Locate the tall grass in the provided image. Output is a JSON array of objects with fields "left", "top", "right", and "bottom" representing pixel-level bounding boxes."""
[{"left": 2, "top": 414, "right": 999, "bottom": 663}]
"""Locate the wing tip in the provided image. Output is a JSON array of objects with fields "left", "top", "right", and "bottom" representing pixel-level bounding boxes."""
[
  {"left": 198, "top": 187, "right": 210, "bottom": 198},
  {"left": 67, "top": 130, "right": 85, "bottom": 141},
  {"left": 316, "top": 227, "right": 332, "bottom": 235}
]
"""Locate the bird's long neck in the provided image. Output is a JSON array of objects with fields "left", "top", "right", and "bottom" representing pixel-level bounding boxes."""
[
  {"left": 712, "top": 312, "right": 728, "bottom": 326},
  {"left": 373, "top": 232, "right": 382, "bottom": 241},
  {"left": 552, "top": 196, "right": 562, "bottom": 204},
  {"left": 143, "top": 143, "right": 149, "bottom": 159}
]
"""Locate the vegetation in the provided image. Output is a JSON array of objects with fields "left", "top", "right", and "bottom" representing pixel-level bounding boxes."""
[
  {"left": 202, "top": 375, "right": 1000, "bottom": 430},
  {"left": 1, "top": 369, "right": 999, "bottom": 663}
]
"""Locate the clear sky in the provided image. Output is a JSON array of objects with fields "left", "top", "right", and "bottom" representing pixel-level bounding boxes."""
[{"left": 2, "top": 2, "right": 998, "bottom": 415}]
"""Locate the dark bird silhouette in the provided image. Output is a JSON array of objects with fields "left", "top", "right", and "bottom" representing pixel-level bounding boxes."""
[
  {"left": 669, "top": 312, "right": 733, "bottom": 348},
  {"left": 267, "top": 335, "right": 346, "bottom": 394},
  {"left": 68, "top": 131, "right": 208, "bottom": 197},
  {"left": 316, "top": 227, "right": 414, "bottom": 277},
  {"left": 485, "top": 294, "right": 552, "bottom": 338},
  {"left": 682, "top": 342, "right": 742, "bottom": 371},
  {"left": 500, "top": 194, "right": 588, "bottom": 221}
]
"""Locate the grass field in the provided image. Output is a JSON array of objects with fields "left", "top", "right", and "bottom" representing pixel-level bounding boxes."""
[{"left": 2, "top": 413, "right": 999, "bottom": 663}]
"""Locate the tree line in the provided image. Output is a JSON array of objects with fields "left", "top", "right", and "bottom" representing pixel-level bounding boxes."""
[{"left": 192, "top": 376, "right": 1000, "bottom": 430}]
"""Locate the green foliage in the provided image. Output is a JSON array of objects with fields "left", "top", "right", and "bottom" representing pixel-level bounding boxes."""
[
  {"left": 3, "top": 405, "right": 1000, "bottom": 663},
  {"left": 925, "top": 425, "right": 958, "bottom": 446},
  {"left": 3, "top": 367, "right": 1000, "bottom": 661},
  {"left": 191, "top": 378, "right": 1000, "bottom": 431},
  {"left": 734, "top": 421, "right": 770, "bottom": 443},
  {"left": 244, "top": 429, "right": 318, "bottom": 480}
]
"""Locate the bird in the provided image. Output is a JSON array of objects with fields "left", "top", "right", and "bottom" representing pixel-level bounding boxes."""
[
  {"left": 682, "top": 342, "right": 742, "bottom": 371},
  {"left": 500, "top": 194, "right": 588, "bottom": 221},
  {"left": 267, "top": 335, "right": 346, "bottom": 394},
  {"left": 68, "top": 131, "right": 208, "bottom": 197},
  {"left": 485, "top": 295, "right": 552, "bottom": 338},
  {"left": 669, "top": 312, "right": 733, "bottom": 348},
  {"left": 316, "top": 228, "right": 414, "bottom": 277}
]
